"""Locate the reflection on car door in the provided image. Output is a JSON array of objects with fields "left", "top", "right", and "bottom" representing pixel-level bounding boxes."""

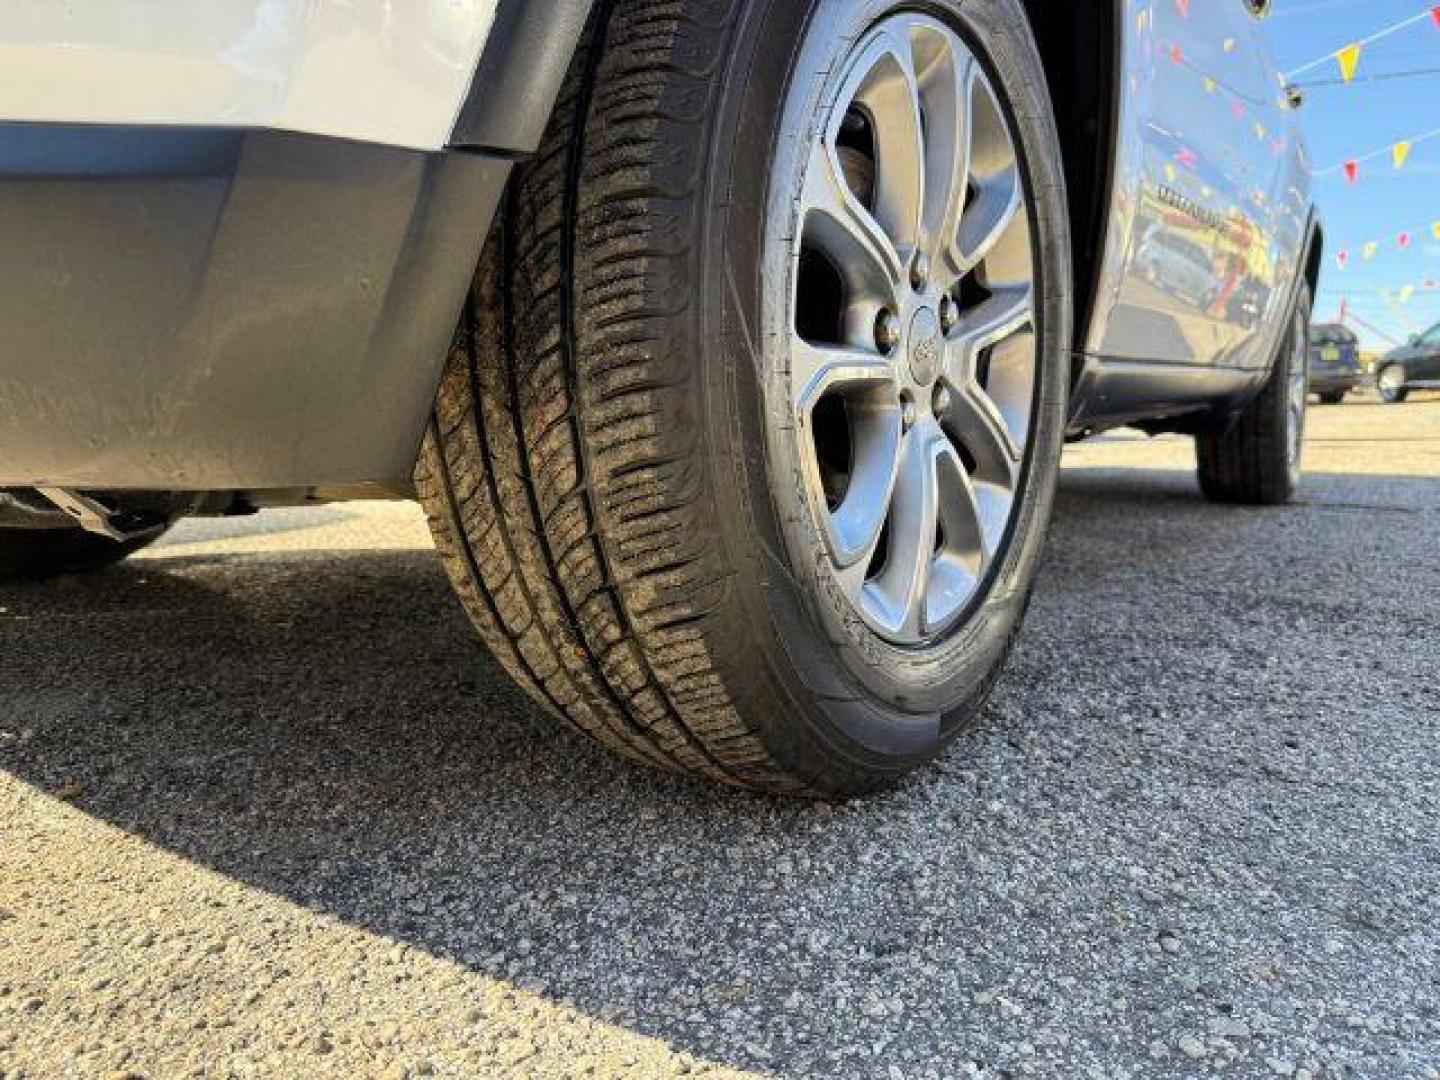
[{"left": 1088, "top": 1, "right": 1295, "bottom": 370}]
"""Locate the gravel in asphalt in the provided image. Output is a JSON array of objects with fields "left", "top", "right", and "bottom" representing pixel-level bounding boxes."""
[{"left": 1, "top": 398, "right": 1437, "bottom": 1079}]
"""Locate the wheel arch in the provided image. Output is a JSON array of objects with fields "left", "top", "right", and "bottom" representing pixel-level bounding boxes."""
[
  {"left": 449, "top": 0, "right": 598, "bottom": 153},
  {"left": 1302, "top": 216, "right": 1325, "bottom": 302},
  {"left": 1019, "top": 0, "right": 1121, "bottom": 386}
]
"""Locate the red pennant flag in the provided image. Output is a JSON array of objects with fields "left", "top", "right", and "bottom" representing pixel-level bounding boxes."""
[
  {"left": 1230, "top": 101, "right": 1246, "bottom": 120},
  {"left": 1336, "top": 251, "right": 1349, "bottom": 270},
  {"left": 1399, "top": 231, "right": 1412, "bottom": 249},
  {"left": 1175, "top": 146, "right": 1198, "bottom": 169},
  {"left": 1432, "top": 5, "right": 1440, "bottom": 28},
  {"left": 1170, "top": 44, "right": 1183, "bottom": 65},
  {"left": 1343, "top": 160, "right": 1359, "bottom": 184},
  {"left": 1176, "top": 0, "right": 1190, "bottom": 16}
]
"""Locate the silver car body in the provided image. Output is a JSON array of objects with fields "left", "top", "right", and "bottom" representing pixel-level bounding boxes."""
[{"left": 0, "top": 1, "right": 1318, "bottom": 492}]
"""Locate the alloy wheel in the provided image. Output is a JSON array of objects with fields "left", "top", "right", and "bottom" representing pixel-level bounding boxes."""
[
  {"left": 1378, "top": 365, "right": 1405, "bottom": 399},
  {"left": 788, "top": 13, "right": 1038, "bottom": 646}
]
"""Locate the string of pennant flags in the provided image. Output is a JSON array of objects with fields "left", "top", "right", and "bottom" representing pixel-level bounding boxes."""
[
  {"left": 1285, "top": 5, "right": 1440, "bottom": 83},
  {"left": 1276, "top": 4, "right": 1440, "bottom": 334},
  {"left": 1333, "top": 217, "right": 1440, "bottom": 271},
  {"left": 1291, "top": 6, "right": 1440, "bottom": 183},
  {"left": 1316, "top": 125, "right": 1440, "bottom": 183}
]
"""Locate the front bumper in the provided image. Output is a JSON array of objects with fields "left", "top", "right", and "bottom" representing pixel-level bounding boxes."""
[
  {"left": 1309, "top": 371, "right": 1360, "bottom": 394},
  {"left": 0, "top": 125, "right": 508, "bottom": 490}
]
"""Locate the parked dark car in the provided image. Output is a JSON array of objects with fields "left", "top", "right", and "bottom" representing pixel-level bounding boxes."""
[
  {"left": 1376, "top": 322, "right": 1440, "bottom": 403},
  {"left": 1308, "top": 323, "right": 1361, "bottom": 404}
]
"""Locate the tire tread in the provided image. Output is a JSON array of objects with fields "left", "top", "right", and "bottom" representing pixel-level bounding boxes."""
[{"left": 418, "top": 0, "right": 799, "bottom": 791}]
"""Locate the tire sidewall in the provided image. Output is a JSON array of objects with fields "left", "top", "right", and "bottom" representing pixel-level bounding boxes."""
[
  {"left": 1286, "top": 284, "right": 1311, "bottom": 490},
  {"left": 702, "top": 0, "right": 1071, "bottom": 764}
]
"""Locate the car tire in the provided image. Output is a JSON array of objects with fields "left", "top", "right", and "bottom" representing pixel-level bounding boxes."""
[
  {"left": 416, "top": 0, "right": 1071, "bottom": 794},
  {"left": 1196, "top": 283, "right": 1310, "bottom": 506},
  {"left": 1317, "top": 390, "right": 1345, "bottom": 405},
  {"left": 0, "top": 527, "right": 163, "bottom": 582},
  {"left": 1376, "top": 365, "right": 1409, "bottom": 404}
]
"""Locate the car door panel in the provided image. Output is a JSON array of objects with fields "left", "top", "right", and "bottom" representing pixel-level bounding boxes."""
[
  {"left": 1086, "top": 0, "right": 1307, "bottom": 370},
  {"left": 1414, "top": 325, "right": 1440, "bottom": 381}
]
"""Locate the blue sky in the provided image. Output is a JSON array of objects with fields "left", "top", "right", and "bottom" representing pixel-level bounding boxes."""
[{"left": 1260, "top": 0, "right": 1440, "bottom": 348}]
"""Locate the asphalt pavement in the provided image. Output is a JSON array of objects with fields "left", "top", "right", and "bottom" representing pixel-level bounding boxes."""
[{"left": 2, "top": 398, "right": 1437, "bottom": 1079}]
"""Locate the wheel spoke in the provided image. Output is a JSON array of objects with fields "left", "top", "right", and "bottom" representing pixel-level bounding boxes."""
[
  {"left": 791, "top": 338, "right": 899, "bottom": 413},
  {"left": 909, "top": 23, "right": 974, "bottom": 268},
  {"left": 927, "top": 443, "right": 987, "bottom": 630},
  {"left": 863, "top": 424, "right": 942, "bottom": 639},
  {"left": 957, "top": 165, "right": 1022, "bottom": 274},
  {"left": 792, "top": 337, "right": 903, "bottom": 569},
  {"left": 949, "top": 285, "right": 1034, "bottom": 374},
  {"left": 830, "top": 29, "right": 926, "bottom": 270},
  {"left": 984, "top": 329, "right": 1038, "bottom": 450},
  {"left": 940, "top": 379, "right": 1020, "bottom": 489},
  {"left": 930, "top": 60, "right": 979, "bottom": 277},
  {"left": 952, "top": 74, "right": 1023, "bottom": 275},
  {"left": 803, "top": 142, "right": 905, "bottom": 300}
]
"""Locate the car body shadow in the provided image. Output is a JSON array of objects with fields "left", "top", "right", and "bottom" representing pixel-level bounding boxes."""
[{"left": 2, "top": 468, "right": 1437, "bottom": 1076}]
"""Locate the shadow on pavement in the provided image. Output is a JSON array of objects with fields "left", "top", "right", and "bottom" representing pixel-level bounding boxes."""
[{"left": 2, "top": 468, "right": 1437, "bottom": 1076}]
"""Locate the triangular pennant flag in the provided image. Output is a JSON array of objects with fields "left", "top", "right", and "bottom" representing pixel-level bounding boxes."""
[
  {"left": 1336, "top": 251, "right": 1349, "bottom": 270},
  {"left": 1336, "top": 42, "right": 1362, "bottom": 83},
  {"left": 1399, "top": 231, "right": 1412, "bottom": 249},
  {"left": 1231, "top": 100, "right": 1247, "bottom": 120},
  {"left": 1169, "top": 44, "right": 1183, "bottom": 66},
  {"left": 1175, "top": 0, "right": 1189, "bottom": 16},
  {"left": 1393, "top": 141, "right": 1413, "bottom": 169},
  {"left": 1432, "top": 5, "right": 1440, "bottom": 28},
  {"left": 1344, "top": 160, "right": 1359, "bottom": 184},
  {"left": 1203, "top": 76, "right": 1218, "bottom": 93},
  {"left": 1432, "top": 220, "right": 1440, "bottom": 241},
  {"left": 1254, "top": 122, "right": 1267, "bottom": 141},
  {"left": 1223, "top": 38, "right": 1237, "bottom": 53},
  {"left": 1363, "top": 241, "right": 1379, "bottom": 260},
  {"left": 1400, "top": 284, "right": 1415, "bottom": 303}
]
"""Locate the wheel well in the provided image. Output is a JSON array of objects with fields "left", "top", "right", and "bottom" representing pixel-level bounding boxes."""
[
  {"left": 1303, "top": 220, "right": 1325, "bottom": 299},
  {"left": 1019, "top": 0, "right": 1120, "bottom": 377}
]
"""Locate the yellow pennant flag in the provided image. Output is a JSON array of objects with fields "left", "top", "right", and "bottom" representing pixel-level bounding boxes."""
[
  {"left": 1394, "top": 141, "right": 1413, "bottom": 169},
  {"left": 1363, "top": 241, "right": 1379, "bottom": 260},
  {"left": 1223, "top": 38, "right": 1237, "bottom": 53},
  {"left": 1432, "top": 220, "right": 1440, "bottom": 241},
  {"left": 1336, "top": 42, "right": 1362, "bottom": 83},
  {"left": 1400, "top": 284, "right": 1416, "bottom": 304},
  {"left": 1203, "top": 76, "right": 1218, "bottom": 93}
]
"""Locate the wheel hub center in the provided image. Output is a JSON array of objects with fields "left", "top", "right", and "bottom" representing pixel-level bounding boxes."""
[{"left": 908, "top": 306, "right": 942, "bottom": 385}]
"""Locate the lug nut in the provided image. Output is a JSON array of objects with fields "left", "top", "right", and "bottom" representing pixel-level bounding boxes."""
[
  {"left": 940, "top": 294, "right": 959, "bottom": 334},
  {"left": 911, "top": 253, "right": 931, "bottom": 292},
  {"left": 875, "top": 309, "right": 902, "bottom": 353},
  {"left": 900, "top": 395, "right": 917, "bottom": 431},
  {"left": 932, "top": 385, "right": 952, "bottom": 417}
]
